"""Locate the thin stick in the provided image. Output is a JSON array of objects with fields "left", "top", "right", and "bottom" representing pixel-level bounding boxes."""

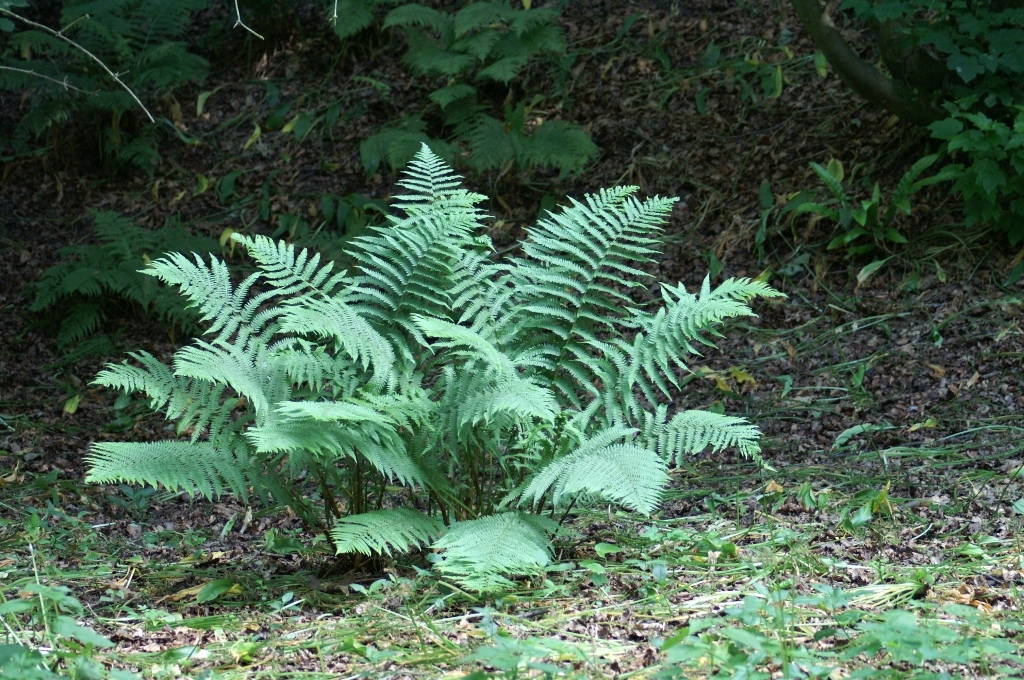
[
  {"left": 330, "top": 0, "right": 339, "bottom": 25},
  {"left": 0, "top": 66, "right": 96, "bottom": 94},
  {"left": 0, "top": 8, "right": 154, "bottom": 122},
  {"left": 232, "top": 0, "right": 264, "bottom": 39}
]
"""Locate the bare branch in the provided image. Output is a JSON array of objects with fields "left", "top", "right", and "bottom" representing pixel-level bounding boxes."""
[
  {"left": 232, "top": 0, "right": 264, "bottom": 40},
  {"left": 0, "top": 65, "right": 99, "bottom": 94},
  {"left": 0, "top": 8, "right": 155, "bottom": 122}
]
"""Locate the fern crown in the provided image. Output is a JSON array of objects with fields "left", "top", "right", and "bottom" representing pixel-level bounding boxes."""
[{"left": 87, "top": 145, "right": 782, "bottom": 590}]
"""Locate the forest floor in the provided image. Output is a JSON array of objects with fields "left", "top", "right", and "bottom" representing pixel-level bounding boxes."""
[{"left": 1, "top": 0, "right": 1023, "bottom": 678}]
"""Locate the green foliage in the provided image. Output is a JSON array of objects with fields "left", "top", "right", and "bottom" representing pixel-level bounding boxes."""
[
  {"left": 0, "top": 553, "right": 137, "bottom": 680},
  {"left": 31, "top": 211, "right": 220, "bottom": 347},
  {"left": 273, "top": 192, "right": 391, "bottom": 262},
  {"left": 331, "top": 508, "right": 444, "bottom": 557},
  {"left": 837, "top": 0, "right": 1024, "bottom": 242},
  {"left": 362, "top": 1, "right": 595, "bottom": 177},
  {"left": 655, "top": 586, "right": 1024, "bottom": 679},
  {"left": 86, "top": 146, "right": 780, "bottom": 590},
  {"left": 679, "top": 38, "right": 798, "bottom": 115},
  {"left": 929, "top": 101, "right": 1024, "bottom": 244},
  {"left": 841, "top": 0, "right": 1024, "bottom": 107},
  {"left": 792, "top": 155, "right": 949, "bottom": 255},
  {"left": 0, "top": 0, "right": 208, "bottom": 170}
]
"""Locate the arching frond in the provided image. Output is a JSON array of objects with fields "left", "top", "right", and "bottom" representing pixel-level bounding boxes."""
[
  {"left": 173, "top": 339, "right": 270, "bottom": 417},
  {"left": 276, "top": 295, "right": 395, "bottom": 387},
  {"left": 332, "top": 508, "right": 443, "bottom": 557},
  {"left": 235, "top": 233, "right": 349, "bottom": 299},
  {"left": 507, "top": 186, "right": 677, "bottom": 400},
  {"left": 432, "top": 512, "right": 554, "bottom": 591},
  {"left": 86, "top": 441, "right": 251, "bottom": 500},
  {"left": 145, "top": 251, "right": 275, "bottom": 344},
  {"left": 644, "top": 408, "right": 766, "bottom": 467},
  {"left": 519, "top": 436, "right": 667, "bottom": 515}
]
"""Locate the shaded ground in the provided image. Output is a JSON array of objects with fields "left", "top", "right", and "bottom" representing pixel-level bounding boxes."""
[{"left": 1, "top": 0, "right": 1022, "bottom": 677}]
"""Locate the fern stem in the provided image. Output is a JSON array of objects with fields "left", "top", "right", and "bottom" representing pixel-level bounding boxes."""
[{"left": 555, "top": 497, "right": 577, "bottom": 526}]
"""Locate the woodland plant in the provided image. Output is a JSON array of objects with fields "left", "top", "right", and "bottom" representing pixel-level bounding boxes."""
[
  {"left": 790, "top": 0, "right": 1024, "bottom": 243},
  {"left": 32, "top": 211, "right": 220, "bottom": 348},
  {"left": 86, "top": 146, "right": 781, "bottom": 590},
  {"left": 794, "top": 155, "right": 950, "bottom": 255},
  {"left": 361, "top": 0, "right": 596, "bottom": 176}
]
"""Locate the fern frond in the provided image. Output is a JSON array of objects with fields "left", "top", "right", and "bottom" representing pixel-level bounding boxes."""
[
  {"left": 173, "top": 339, "right": 270, "bottom": 417},
  {"left": 86, "top": 441, "right": 251, "bottom": 500},
  {"left": 452, "top": 2, "right": 507, "bottom": 37},
  {"left": 57, "top": 302, "right": 105, "bottom": 348},
  {"left": 522, "top": 120, "right": 597, "bottom": 175},
  {"left": 331, "top": 508, "right": 443, "bottom": 556},
  {"left": 401, "top": 32, "right": 474, "bottom": 76},
  {"left": 518, "top": 432, "right": 667, "bottom": 514},
  {"left": 246, "top": 420, "right": 424, "bottom": 487},
  {"left": 452, "top": 29, "right": 504, "bottom": 61},
  {"left": 146, "top": 251, "right": 275, "bottom": 344},
  {"left": 392, "top": 143, "right": 488, "bottom": 213},
  {"left": 644, "top": 408, "right": 765, "bottom": 467},
  {"left": 274, "top": 400, "right": 393, "bottom": 425},
  {"left": 383, "top": 3, "right": 448, "bottom": 33},
  {"left": 349, "top": 149, "right": 485, "bottom": 343},
  {"left": 276, "top": 295, "right": 395, "bottom": 386},
  {"left": 633, "top": 276, "right": 783, "bottom": 370},
  {"left": 94, "top": 351, "right": 179, "bottom": 410},
  {"left": 432, "top": 512, "right": 554, "bottom": 591},
  {"left": 234, "top": 233, "right": 349, "bottom": 298},
  {"left": 509, "top": 187, "right": 676, "bottom": 399},
  {"left": 331, "top": 0, "right": 376, "bottom": 40}
]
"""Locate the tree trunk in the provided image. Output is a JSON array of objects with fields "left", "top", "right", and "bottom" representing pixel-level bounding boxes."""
[{"left": 788, "top": 0, "right": 944, "bottom": 126}]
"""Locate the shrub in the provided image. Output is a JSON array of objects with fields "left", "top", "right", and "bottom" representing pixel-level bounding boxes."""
[
  {"left": 85, "top": 146, "right": 781, "bottom": 590},
  {"left": 361, "top": 0, "right": 596, "bottom": 177},
  {"left": 32, "top": 211, "right": 220, "bottom": 347},
  {"left": 929, "top": 101, "right": 1024, "bottom": 245},
  {"left": 790, "top": 0, "right": 1024, "bottom": 242}
]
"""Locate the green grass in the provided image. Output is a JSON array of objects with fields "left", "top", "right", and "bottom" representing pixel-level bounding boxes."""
[{"left": 1, "top": 436, "right": 1022, "bottom": 680}]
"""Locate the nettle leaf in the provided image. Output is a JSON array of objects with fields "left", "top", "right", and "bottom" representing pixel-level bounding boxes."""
[{"left": 947, "top": 52, "right": 986, "bottom": 83}]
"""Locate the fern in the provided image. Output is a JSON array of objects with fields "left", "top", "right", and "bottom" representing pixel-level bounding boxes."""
[
  {"left": 31, "top": 211, "right": 220, "bottom": 348},
  {"left": 0, "top": 0, "right": 208, "bottom": 169},
  {"left": 432, "top": 512, "right": 554, "bottom": 590},
  {"left": 331, "top": 508, "right": 443, "bottom": 556},
  {"left": 88, "top": 145, "right": 781, "bottom": 591},
  {"left": 517, "top": 437, "right": 668, "bottom": 515},
  {"left": 364, "top": 0, "right": 596, "bottom": 177},
  {"left": 86, "top": 441, "right": 252, "bottom": 500}
]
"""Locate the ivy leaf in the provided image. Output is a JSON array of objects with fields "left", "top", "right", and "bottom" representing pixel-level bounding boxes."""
[{"left": 0, "top": 18, "right": 15, "bottom": 32}]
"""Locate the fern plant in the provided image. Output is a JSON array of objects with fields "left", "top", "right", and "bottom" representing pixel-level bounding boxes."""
[
  {"left": 32, "top": 211, "right": 220, "bottom": 347},
  {"left": 361, "top": 0, "right": 596, "bottom": 177},
  {"left": 0, "top": 0, "right": 207, "bottom": 169},
  {"left": 86, "top": 145, "right": 781, "bottom": 590}
]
